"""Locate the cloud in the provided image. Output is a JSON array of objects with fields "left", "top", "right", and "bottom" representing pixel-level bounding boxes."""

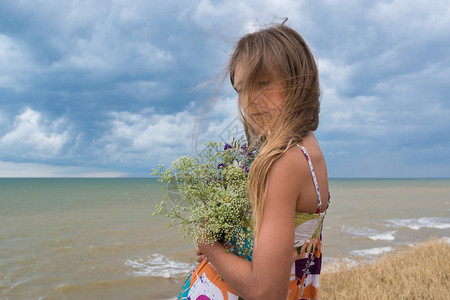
[
  {"left": 59, "top": 94, "right": 241, "bottom": 176},
  {"left": 96, "top": 96, "right": 241, "bottom": 169},
  {"left": 0, "top": 160, "right": 127, "bottom": 177},
  {"left": 0, "top": 0, "right": 449, "bottom": 177},
  {"left": 0, "top": 107, "right": 70, "bottom": 160},
  {"left": 0, "top": 96, "right": 241, "bottom": 175},
  {"left": 0, "top": 34, "right": 38, "bottom": 90},
  {"left": 191, "top": 0, "right": 304, "bottom": 33},
  {"left": 50, "top": 28, "right": 173, "bottom": 75}
]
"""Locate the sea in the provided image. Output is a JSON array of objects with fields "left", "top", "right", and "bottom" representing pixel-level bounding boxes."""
[{"left": 0, "top": 178, "right": 449, "bottom": 299}]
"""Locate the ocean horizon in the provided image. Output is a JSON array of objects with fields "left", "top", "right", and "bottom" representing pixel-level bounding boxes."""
[{"left": 1, "top": 178, "right": 449, "bottom": 299}]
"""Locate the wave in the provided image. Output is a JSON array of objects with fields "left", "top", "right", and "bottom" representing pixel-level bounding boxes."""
[
  {"left": 341, "top": 225, "right": 396, "bottom": 241},
  {"left": 323, "top": 247, "right": 394, "bottom": 272},
  {"left": 125, "top": 254, "right": 195, "bottom": 279},
  {"left": 350, "top": 246, "right": 393, "bottom": 257},
  {"left": 368, "top": 231, "right": 396, "bottom": 241},
  {"left": 322, "top": 257, "right": 360, "bottom": 273},
  {"left": 387, "top": 217, "right": 450, "bottom": 230}
]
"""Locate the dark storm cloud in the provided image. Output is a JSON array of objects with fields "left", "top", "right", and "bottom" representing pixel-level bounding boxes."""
[{"left": 0, "top": 0, "right": 449, "bottom": 177}]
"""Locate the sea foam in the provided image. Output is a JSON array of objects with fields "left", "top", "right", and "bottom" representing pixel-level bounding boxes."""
[
  {"left": 125, "top": 254, "right": 194, "bottom": 279},
  {"left": 368, "top": 231, "right": 396, "bottom": 241},
  {"left": 387, "top": 217, "right": 450, "bottom": 230},
  {"left": 341, "top": 225, "right": 396, "bottom": 241},
  {"left": 341, "top": 225, "right": 378, "bottom": 237},
  {"left": 350, "top": 246, "right": 393, "bottom": 257}
]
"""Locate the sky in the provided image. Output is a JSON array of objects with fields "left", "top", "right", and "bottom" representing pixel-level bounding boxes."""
[{"left": 0, "top": 0, "right": 449, "bottom": 178}]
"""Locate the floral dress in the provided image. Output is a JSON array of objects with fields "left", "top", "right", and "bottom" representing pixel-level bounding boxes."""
[{"left": 178, "top": 145, "right": 329, "bottom": 300}]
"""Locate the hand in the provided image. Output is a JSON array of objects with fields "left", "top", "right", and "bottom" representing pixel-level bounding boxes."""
[
  {"left": 195, "top": 247, "right": 205, "bottom": 263},
  {"left": 197, "top": 241, "right": 224, "bottom": 262}
]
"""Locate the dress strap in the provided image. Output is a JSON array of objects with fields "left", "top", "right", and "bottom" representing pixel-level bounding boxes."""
[{"left": 296, "top": 145, "right": 322, "bottom": 213}]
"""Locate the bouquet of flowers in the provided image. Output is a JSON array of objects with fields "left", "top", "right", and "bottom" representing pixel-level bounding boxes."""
[{"left": 152, "top": 138, "right": 258, "bottom": 245}]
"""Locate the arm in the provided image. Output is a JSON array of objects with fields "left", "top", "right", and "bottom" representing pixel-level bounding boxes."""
[{"left": 199, "top": 147, "right": 303, "bottom": 299}]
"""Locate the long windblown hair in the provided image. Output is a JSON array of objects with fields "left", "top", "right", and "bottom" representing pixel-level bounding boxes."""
[{"left": 228, "top": 24, "right": 320, "bottom": 241}]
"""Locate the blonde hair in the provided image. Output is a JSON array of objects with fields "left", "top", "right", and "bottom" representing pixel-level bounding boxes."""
[{"left": 229, "top": 24, "right": 320, "bottom": 241}]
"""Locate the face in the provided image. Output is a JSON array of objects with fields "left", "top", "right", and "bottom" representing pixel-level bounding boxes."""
[{"left": 233, "top": 63, "right": 284, "bottom": 132}]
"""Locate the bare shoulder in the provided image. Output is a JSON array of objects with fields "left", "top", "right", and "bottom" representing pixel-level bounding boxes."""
[
  {"left": 298, "top": 132, "right": 330, "bottom": 211},
  {"left": 273, "top": 144, "right": 312, "bottom": 172},
  {"left": 268, "top": 144, "right": 311, "bottom": 191}
]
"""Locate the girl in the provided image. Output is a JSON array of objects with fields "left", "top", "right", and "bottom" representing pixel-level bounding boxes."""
[{"left": 179, "top": 23, "right": 329, "bottom": 300}]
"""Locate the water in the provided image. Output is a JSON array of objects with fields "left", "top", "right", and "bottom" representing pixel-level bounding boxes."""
[{"left": 0, "top": 178, "right": 449, "bottom": 299}]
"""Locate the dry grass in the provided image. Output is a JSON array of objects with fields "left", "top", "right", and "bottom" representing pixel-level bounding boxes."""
[{"left": 320, "top": 238, "right": 450, "bottom": 299}]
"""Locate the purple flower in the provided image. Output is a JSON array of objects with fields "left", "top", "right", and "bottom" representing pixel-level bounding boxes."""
[
  {"left": 217, "top": 163, "right": 225, "bottom": 169},
  {"left": 224, "top": 143, "right": 232, "bottom": 150},
  {"left": 241, "top": 144, "right": 247, "bottom": 151},
  {"left": 239, "top": 163, "right": 250, "bottom": 173}
]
